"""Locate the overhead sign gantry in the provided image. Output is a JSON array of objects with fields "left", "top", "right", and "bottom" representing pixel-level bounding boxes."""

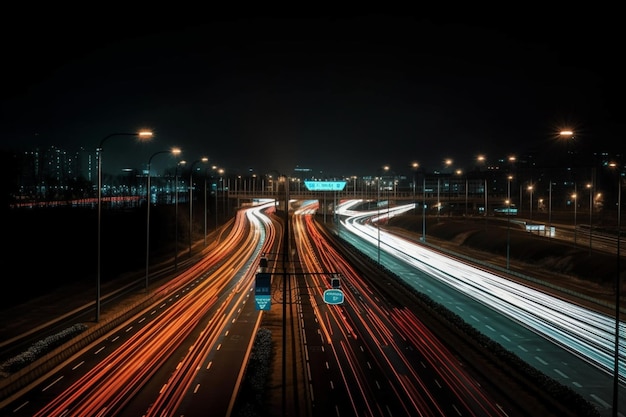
[
  {"left": 304, "top": 180, "right": 347, "bottom": 191},
  {"left": 254, "top": 270, "right": 344, "bottom": 310}
]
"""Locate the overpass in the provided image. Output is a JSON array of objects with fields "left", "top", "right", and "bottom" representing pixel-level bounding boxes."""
[{"left": 227, "top": 189, "right": 507, "bottom": 216}]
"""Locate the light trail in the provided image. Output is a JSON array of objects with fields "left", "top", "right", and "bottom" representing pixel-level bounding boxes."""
[{"left": 337, "top": 200, "right": 626, "bottom": 383}]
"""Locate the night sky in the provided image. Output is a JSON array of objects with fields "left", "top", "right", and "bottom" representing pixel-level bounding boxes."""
[{"left": 1, "top": 9, "right": 623, "bottom": 178}]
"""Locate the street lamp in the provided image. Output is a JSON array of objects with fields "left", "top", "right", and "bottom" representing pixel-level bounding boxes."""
[
  {"left": 587, "top": 183, "right": 593, "bottom": 255},
  {"left": 528, "top": 184, "right": 534, "bottom": 224},
  {"left": 611, "top": 161, "right": 622, "bottom": 417},
  {"left": 476, "top": 155, "right": 487, "bottom": 217},
  {"left": 436, "top": 159, "right": 452, "bottom": 219},
  {"left": 422, "top": 173, "right": 427, "bottom": 242},
  {"left": 146, "top": 148, "right": 181, "bottom": 290},
  {"left": 548, "top": 179, "right": 553, "bottom": 237},
  {"left": 454, "top": 169, "right": 463, "bottom": 217},
  {"left": 174, "top": 160, "right": 186, "bottom": 270},
  {"left": 411, "top": 162, "right": 419, "bottom": 215},
  {"left": 96, "top": 130, "right": 152, "bottom": 322},
  {"left": 212, "top": 166, "right": 224, "bottom": 232},
  {"left": 189, "top": 157, "right": 209, "bottom": 257},
  {"left": 377, "top": 165, "right": 390, "bottom": 264},
  {"left": 204, "top": 168, "right": 208, "bottom": 246},
  {"left": 506, "top": 175, "right": 513, "bottom": 269},
  {"left": 572, "top": 191, "right": 578, "bottom": 245},
  {"left": 464, "top": 173, "right": 469, "bottom": 218}
]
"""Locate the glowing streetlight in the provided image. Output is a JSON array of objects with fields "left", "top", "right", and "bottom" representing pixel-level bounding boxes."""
[
  {"left": 454, "top": 169, "right": 463, "bottom": 217},
  {"left": 506, "top": 175, "right": 513, "bottom": 269},
  {"left": 377, "top": 165, "right": 390, "bottom": 265},
  {"left": 610, "top": 161, "right": 622, "bottom": 417},
  {"left": 422, "top": 173, "right": 427, "bottom": 242},
  {"left": 528, "top": 184, "right": 534, "bottom": 224},
  {"left": 548, "top": 179, "right": 553, "bottom": 237},
  {"left": 189, "top": 157, "right": 209, "bottom": 257},
  {"left": 146, "top": 148, "right": 181, "bottom": 290},
  {"left": 213, "top": 166, "right": 225, "bottom": 232},
  {"left": 587, "top": 183, "right": 593, "bottom": 255},
  {"left": 96, "top": 130, "right": 152, "bottom": 322},
  {"left": 437, "top": 159, "right": 452, "bottom": 219},
  {"left": 174, "top": 160, "right": 186, "bottom": 270},
  {"left": 204, "top": 168, "right": 209, "bottom": 246},
  {"left": 411, "top": 162, "right": 419, "bottom": 215},
  {"left": 572, "top": 191, "right": 578, "bottom": 245},
  {"left": 477, "top": 155, "right": 487, "bottom": 217}
]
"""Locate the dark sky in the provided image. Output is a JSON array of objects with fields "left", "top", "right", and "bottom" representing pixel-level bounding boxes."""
[{"left": 1, "top": 9, "right": 623, "bottom": 178}]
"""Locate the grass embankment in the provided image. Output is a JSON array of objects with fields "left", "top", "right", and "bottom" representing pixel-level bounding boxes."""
[{"left": 388, "top": 214, "right": 624, "bottom": 301}]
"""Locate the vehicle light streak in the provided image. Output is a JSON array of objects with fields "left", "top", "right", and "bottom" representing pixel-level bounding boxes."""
[
  {"left": 30, "top": 202, "right": 277, "bottom": 417},
  {"left": 293, "top": 200, "right": 507, "bottom": 416},
  {"left": 338, "top": 200, "right": 626, "bottom": 384}
]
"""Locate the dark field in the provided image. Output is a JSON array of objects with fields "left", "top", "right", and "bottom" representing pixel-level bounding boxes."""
[
  {"left": 1, "top": 205, "right": 196, "bottom": 310},
  {"left": 388, "top": 213, "right": 625, "bottom": 308}
]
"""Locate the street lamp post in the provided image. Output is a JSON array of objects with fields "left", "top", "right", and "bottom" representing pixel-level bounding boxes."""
[
  {"left": 484, "top": 178, "right": 488, "bottom": 219},
  {"left": 422, "top": 174, "right": 426, "bottom": 242},
  {"left": 377, "top": 165, "right": 390, "bottom": 264},
  {"left": 587, "top": 183, "right": 593, "bottom": 255},
  {"left": 454, "top": 169, "right": 463, "bottom": 217},
  {"left": 436, "top": 159, "right": 452, "bottom": 218},
  {"left": 465, "top": 176, "right": 468, "bottom": 218},
  {"left": 96, "top": 130, "right": 152, "bottom": 322},
  {"left": 146, "top": 148, "right": 181, "bottom": 291},
  {"left": 189, "top": 157, "right": 208, "bottom": 257},
  {"left": 411, "top": 162, "right": 419, "bottom": 215},
  {"left": 548, "top": 180, "right": 553, "bottom": 237},
  {"left": 174, "top": 160, "right": 186, "bottom": 270},
  {"left": 528, "top": 184, "right": 534, "bottom": 224},
  {"left": 477, "top": 155, "right": 487, "bottom": 218},
  {"left": 214, "top": 167, "right": 221, "bottom": 232},
  {"left": 204, "top": 170, "right": 208, "bottom": 247},
  {"left": 507, "top": 175, "right": 512, "bottom": 269},
  {"left": 573, "top": 191, "right": 578, "bottom": 245},
  {"left": 377, "top": 174, "right": 381, "bottom": 264},
  {"left": 218, "top": 169, "right": 224, "bottom": 230},
  {"left": 612, "top": 162, "right": 622, "bottom": 417},
  {"left": 437, "top": 177, "right": 440, "bottom": 219}
]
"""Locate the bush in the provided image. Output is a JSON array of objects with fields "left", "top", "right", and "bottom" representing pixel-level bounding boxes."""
[
  {"left": 0, "top": 323, "right": 88, "bottom": 375},
  {"left": 234, "top": 327, "right": 273, "bottom": 417}
]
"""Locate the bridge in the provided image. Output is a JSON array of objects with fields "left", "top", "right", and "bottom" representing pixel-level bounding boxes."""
[{"left": 227, "top": 189, "right": 507, "bottom": 217}]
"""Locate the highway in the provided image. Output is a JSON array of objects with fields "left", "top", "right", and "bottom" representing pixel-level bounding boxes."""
[
  {"left": 291, "top": 200, "right": 511, "bottom": 416},
  {"left": 1, "top": 197, "right": 620, "bottom": 416},
  {"left": 335, "top": 199, "right": 626, "bottom": 417},
  {"left": 2, "top": 201, "right": 279, "bottom": 417}
]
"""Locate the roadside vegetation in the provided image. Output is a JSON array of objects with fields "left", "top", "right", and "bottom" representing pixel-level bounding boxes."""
[{"left": 388, "top": 214, "right": 624, "bottom": 300}]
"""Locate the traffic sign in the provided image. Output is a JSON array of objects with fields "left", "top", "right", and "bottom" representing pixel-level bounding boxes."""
[
  {"left": 255, "top": 272, "right": 272, "bottom": 310},
  {"left": 304, "top": 180, "right": 347, "bottom": 191},
  {"left": 323, "top": 289, "right": 344, "bottom": 305},
  {"left": 255, "top": 294, "right": 271, "bottom": 310},
  {"left": 255, "top": 272, "right": 271, "bottom": 295}
]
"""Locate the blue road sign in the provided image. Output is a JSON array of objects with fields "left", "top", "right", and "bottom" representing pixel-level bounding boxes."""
[
  {"left": 255, "top": 294, "right": 271, "bottom": 310},
  {"left": 255, "top": 272, "right": 271, "bottom": 295},
  {"left": 323, "top": 289, "right": 344, "bottom": 305}
]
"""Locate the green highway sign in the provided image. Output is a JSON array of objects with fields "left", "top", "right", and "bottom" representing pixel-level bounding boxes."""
[{"left": 304, "top": 180, "right": 347, "bottom": 191}]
